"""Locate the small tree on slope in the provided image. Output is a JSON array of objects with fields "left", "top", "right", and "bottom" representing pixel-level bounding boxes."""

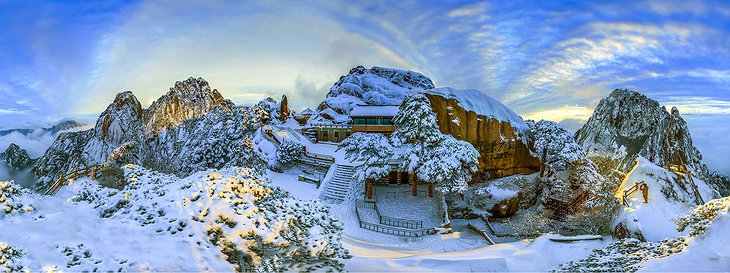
[{"left": 276, "top": 138, "right": 304, "bottom": 167}]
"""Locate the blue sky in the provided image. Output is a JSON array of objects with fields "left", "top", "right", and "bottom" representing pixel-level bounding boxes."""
[{"left": 0, "top": 0, "right": 729, "bottom": 172}]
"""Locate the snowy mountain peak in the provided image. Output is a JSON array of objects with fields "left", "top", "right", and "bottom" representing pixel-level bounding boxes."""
[
  {"left": 575, "top": 88, "right": 728, "bottom": 195},
  {"left": 2, "top": 143, "right": 33, "bottom": 170},
  {"left": 95, "top": 91, "right": 143, "bottom": 143},
  {"left": 143, "top": 77, "right": 233, "bottom": 134},
  {"left": 313, "top": 66, "right": 435, "bottom": 123}
]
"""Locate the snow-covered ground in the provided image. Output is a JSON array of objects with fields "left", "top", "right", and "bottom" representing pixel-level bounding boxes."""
[{"left": 343, "top": 234, "right": 612, "bottom": 272}]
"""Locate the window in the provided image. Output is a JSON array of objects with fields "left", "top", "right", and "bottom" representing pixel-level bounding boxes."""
[
  {"left": 334, "top": 131, "right": 340, "bottom": 138},
  {"left": 366, "top": 118, "right": 377, "bottom": 125},
  {"left": 353, "top": 118, "right": 366, "bottom": 125},
  {"left": 322, "top": 131, "right": 328, "bottom": 138}
]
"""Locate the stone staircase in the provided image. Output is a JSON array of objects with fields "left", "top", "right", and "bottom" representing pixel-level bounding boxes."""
[{"left": 323, "top": 164, "right": 355, "bottom": 203}]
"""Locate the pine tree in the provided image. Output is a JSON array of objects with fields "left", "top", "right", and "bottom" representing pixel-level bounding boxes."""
[
  {"left": 276, "top": 138, "right": 304, "bottom": 167},
  {"left": 339, "top": 133, "right": 395, "bottom": 182}
]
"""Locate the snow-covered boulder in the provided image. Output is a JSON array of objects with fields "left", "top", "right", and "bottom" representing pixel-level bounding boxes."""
[
  {"left": 613, "top": 157, "right": 716, "bottom": 241},
  {"left": 1, "top": 143, "right": 33, "bottom": 170},
  {"left": 466, "top": 174, "right": 539, "bottom": 218},
  {"left": 424, "top": 87, "right": 541, "bottom": 180},
  {"left": 311, "top": 66, "right": 434, "bottom": 123}
]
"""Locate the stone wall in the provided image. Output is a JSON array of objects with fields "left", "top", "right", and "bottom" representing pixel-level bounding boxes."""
[{"left": 425, "top": 93, "right": 541, "bottom": 181}]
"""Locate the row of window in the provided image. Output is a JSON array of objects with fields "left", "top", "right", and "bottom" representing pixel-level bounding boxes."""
[
  {"left": 352, "top": 117, "right": 394, "bottom": 125},
  {"left": 322, "top": 130, "right": 351, "bottom": 138}
]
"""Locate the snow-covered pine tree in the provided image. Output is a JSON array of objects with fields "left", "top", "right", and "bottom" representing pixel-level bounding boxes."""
[
  {"left": 392, "top": 91, "right": 479, "bottom": 194},
  {"left": 391, "top": 91, "right": 443, "bottom": 145},
  {"left": 339, "top": 132, "right": 395, "bottom": 182},
  {"left": 417, "top": 136, "right": 479, "bottom": 194},
  {"left": 276, "top": 138, "right": 304, "bottom": 167}
]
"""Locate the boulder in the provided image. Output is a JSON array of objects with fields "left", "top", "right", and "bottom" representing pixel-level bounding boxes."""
[{"left": 424, "top": 88, "right": 541, "bottom": 180}]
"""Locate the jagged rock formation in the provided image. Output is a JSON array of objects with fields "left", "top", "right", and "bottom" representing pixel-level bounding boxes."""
[
  {"left": 143, "top": 77, "right": 233, "bottom": 135},
  {"left": 85, "top": 91, "right": 145, "bottom": 162},
  {"left": 311, "top": 66, "right": 435, "bottom": 123},
  {"left": 424, "top": 88, "right": 540, "bottom": 180},
  {"left": 1, "top": 144, "right": 33, "bottom": 170},
  {"left": 279, "top": 95, "right": 290, "bottom": 123},
  {"left": 575, "top": 89, "right": 729, "bottom": 195},
  {"left": 31, "top": 77, "right": 274, "bottom": 191}
]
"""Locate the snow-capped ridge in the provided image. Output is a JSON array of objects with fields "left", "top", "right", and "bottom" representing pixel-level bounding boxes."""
[
  {"left": 312, "top": 65, "right": 434, "bottom": 123},
  {"left": 425, "top": 87, "right": 529, "bottom": 131},
  {"left": 143, "top": 76, "right": 234, "bottom": 135}
]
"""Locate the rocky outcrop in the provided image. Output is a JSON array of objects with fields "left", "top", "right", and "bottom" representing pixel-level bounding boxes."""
[
  {"left": 32, "top": 78, "right": 274, "bottom": 191},
  {"left": 424, "top": 88, "right": 540, "bottom": 180},
  {"left": 1, "top": 144, "right": 33, "bottom": 170},
  {"left": 279, "top": 95, "right": 290, "bottom": 123},
  {"left": 312, "top": 66, "right": 435, "bottom": 123},
  {"left": 575, "top": 89, "right": 729, "bottom": 195},
  {"left": 143, "top": 77, "right": 233, "bottom": 135}
]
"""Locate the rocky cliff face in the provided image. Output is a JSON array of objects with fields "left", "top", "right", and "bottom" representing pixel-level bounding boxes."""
[
  {"left": 575, "top": 89, "right": 729, "bottom": 195},
  {"left": 312, "top": 66, "right": 435, "bottom": 123},
  {"left": 1, "top": 144, "right": 33, "bottom": 170},
  {"left": 31, "top": 78, "right": 273, "bottom": 191},
  {"left": 424, "top": 88, "right": 540, "bottom": 180},
  {"left": 143, "top": 77, "right": 233, "bottom": 135}
]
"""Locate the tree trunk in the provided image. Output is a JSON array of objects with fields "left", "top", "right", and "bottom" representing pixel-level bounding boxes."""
[
  {"left": 412, "top": 172, "right": 418, "bottom": 197},
  {"left": 366, "top": 181, "right": 373, "bottom": 200}
]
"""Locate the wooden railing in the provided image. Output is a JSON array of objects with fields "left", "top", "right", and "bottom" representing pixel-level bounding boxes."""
[
  {"left": 621, "top": 181, "right": 648, "bottom": 206},
  {"left": 44, "top": 163, "right": 109, "bottom": 195}
]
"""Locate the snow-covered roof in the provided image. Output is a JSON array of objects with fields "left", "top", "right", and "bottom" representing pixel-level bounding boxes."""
[
  {"left": 424, "top": 87, "right": 528, "bottom": 130},
  {"left": 349, "top": 105, "right": 400, "bottom": 117},
  {"left": 301, "top": 108, "right": 314, "bottom": 115}
]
